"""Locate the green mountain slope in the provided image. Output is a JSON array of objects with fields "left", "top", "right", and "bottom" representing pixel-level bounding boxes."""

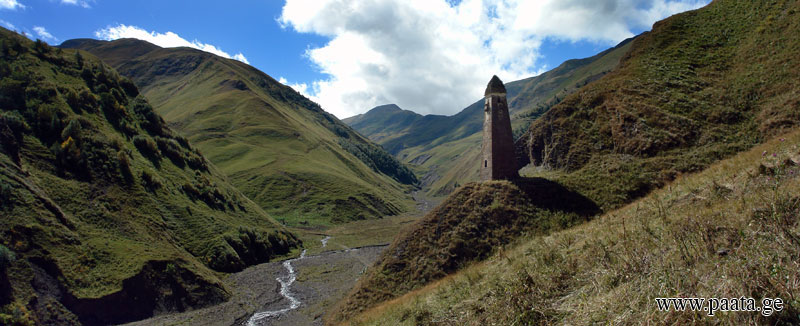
[
  {"left": 348, "top": 128, "right": 800, "bottom": 326},
  {"left": 334, "top": 1, "right": 800, "bottom": 324},
  {"left": 518, "top": 0, "right": 800, "bottom": 210},
  {"left": 343, "top": 37, "right": 634, "bottom": 197},
  {"left": 0, "top": 28, "right": 300, "bottom": 325},
  {"left": 61, "top": 38, "right": 417, "bottom": 226}
]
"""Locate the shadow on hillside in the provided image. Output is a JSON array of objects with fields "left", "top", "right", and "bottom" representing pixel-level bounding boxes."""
[{"left": 513, "top": 177, "right": 600, "bottom": 217}]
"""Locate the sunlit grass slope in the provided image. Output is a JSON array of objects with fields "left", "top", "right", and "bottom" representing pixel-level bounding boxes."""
[
  {"left": 328, "top": 177, "right": 600, "bottom": 323},
  {"left": 347, "top": 130, "right": 800, "bottom": 326},
  {"left": 62, "top": 38, "right": 417, "bottom": 226},
  {"left": 520, "top": 0, "right": 800, "bottom": 211},
  {"left": 0, "top": 28, "right": 300, "bottom": 325}
]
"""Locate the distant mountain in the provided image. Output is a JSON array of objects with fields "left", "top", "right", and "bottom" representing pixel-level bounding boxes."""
[
  {"left": 62, "top": 38, "right": 417, "bottom": 226},
  {"left": 518, "top": 0, "right": 800, "bottom": 210},
  {"left": 0, "top": 27, "right": 299, "bottom": 325},
  {"left": 344, "top": 37, "right": 634, "bottom": 197}
]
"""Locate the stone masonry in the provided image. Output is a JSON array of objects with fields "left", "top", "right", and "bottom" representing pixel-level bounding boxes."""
[{"left": 480, "top": 75, "right": 519, "bottom": 181}]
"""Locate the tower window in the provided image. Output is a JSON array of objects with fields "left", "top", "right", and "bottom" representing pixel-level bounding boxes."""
[{"left": 484, "top": 160, "right": 487, "bottom": 168}]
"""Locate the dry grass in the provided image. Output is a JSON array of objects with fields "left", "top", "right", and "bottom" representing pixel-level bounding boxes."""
[
  {"left": 348, "top": 130, "right": 800, "bottom": 325},
  {"left": 327, "top": 178, "right": 599, "bottom": 324}
]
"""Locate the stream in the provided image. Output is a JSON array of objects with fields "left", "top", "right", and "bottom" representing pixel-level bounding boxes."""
[
  {"left": 122, "top": 236, "right": 386, "bottom": 326},
  {"left": 246, "top": 236, "right": 331, "bottom": 325}
]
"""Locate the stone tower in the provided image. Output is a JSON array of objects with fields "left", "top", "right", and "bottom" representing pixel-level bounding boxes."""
[{"left": 480, "top": 75, "right": 518, "bottom": 181}]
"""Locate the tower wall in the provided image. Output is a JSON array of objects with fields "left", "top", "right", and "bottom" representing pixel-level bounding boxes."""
[{"left": 480, "top": 89, "right": 518, "bottom": 181}]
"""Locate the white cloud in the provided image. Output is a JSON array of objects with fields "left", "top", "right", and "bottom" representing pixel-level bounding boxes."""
[
  {"left": 1, "top": 19, "right": 16, "bottom": 30},
  {"left": 95, "top": 24, "right": 250, "bottom": 64},
  {"left": 33, "top": 26, "right": 58, "bottom": 42},
  {"left": 60, "top": 0, "right": 91, "bottom": 8},
  {"left": 279, "top": 77, "right": 311, "bottom": 97},
  {"left": 280, "top": 0, "right": 709, "bottom": 118},
  {"left": 0, "top": 0, "right": 24, "bottom": 10}
]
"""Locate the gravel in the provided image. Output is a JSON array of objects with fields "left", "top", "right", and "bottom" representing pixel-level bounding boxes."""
[{"left": 121, "top": 245, "right": 387, "bottom": 326}]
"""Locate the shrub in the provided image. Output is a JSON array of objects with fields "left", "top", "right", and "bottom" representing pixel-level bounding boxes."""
[
  {"left": 0, "top": 77, "right": 26, "bottom": 111},
  {"left": 132, "top": 135, "right": 160, "bottom": 161},
  {"left": 64, "top": 88, "right": 81, "bottom": 113},
  {"left": 175, "top": 135, "right": 191, "bottom": 150},
  {"left": 155, "top": 136, "right": 185, "bottom": 167},
  {"left": 133, "top": 98, "right": 165, "bottom": 136},
  {"left": 117, "top": 119, "right": 138, "bottom": 137},
  {"left": 186, "top": 152, "right": 208, "bottom": 171},
  {"left": 117, "top": 150, "right": 134, "bottom": 184},
  {"left": 78, "top": 88, "right": 98, "bottom": 113},
  {"left": 182, "top": 182, "right": 201, "bottom": 198},
  {"left": 0, "top": 111, "right": 29, "bottom": 163},
  {"left": 32, "top": 39, "right": 50, "bottom": 57},
  {"left": 141, "top": 170, "right": 162, "bottom": 192},
  {"left": 119, "top": 77, "right": 138, "bottom": 97},
  {"left": 53, "top": 136, "right": 81, "bottom": 173},
  {"left": 74, "top": 51, "right": 84, "bottom": 69},
  {"left": 0, "top": 180, "right": 12, "bottom": 208},
  {"left": 80, "top": 67, "right": 94, "bottom": 85},
  {"left": 110, "top": 88, "right": 127, "bottom": 106},
  {"left": 0, "top": 245, "right": 14, "bottom": 271},
  {"left": 61, "top": 118, "right": 82, "bottom": 141},
  {"left": 183, "top": 174, "right": 229, "bottom": 210}
]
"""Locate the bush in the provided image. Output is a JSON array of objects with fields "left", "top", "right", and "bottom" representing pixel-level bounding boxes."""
[
  {"left": 183, "top": 174, "right": 229, "bottom": 210},
  {"left": 117, "top": 151, "right": 134, "bottom": 184},
  {"left": 119, "top": 77, "right": 138, "bottom": 97},
  {"left": 132, "top": 135, "right": 160, "bottom": 161},
  {"left": 0, "top": 245, "right": 14, "bottom": 271},
  {"left": 78, "top": 88, "right": 98, "bottom": 113},
  {"left": 53, "top": 136, "right": 81, "bottom": 173},
  {"left": 155, "top": 136, "right": 185, "bottom": 167},
  {"left": 186, "top": 152, "right": 208, "bottom": 171},
  {"left": 0, "top": 111, "right": 29, "bottom": 163},
  {"left": 0, "top": 77, "right": 27, "bottom": 111},
  {"left": 141, "top": 170, "right": 162, "bottom": 192},
  {"left": 133, "top": 98, "right": 165, "bottom": 136},
  {"left": 61, "top": 118, "right": 82, "bottom": 141},
  {"left": 0, "top": 180, "right": 12, "bottom": 208}
]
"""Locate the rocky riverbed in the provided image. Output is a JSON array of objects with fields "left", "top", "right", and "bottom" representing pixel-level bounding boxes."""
[{"left": 122, "top": 243, "right": 386, "bottom": 326}]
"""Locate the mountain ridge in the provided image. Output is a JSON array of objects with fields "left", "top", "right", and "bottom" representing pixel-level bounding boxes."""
[
  {"left": 62, "top": 38, "right": 418, "bottom": 226},
  {"left": 0, "top": 27, "right": 301, "bottom": 325}
]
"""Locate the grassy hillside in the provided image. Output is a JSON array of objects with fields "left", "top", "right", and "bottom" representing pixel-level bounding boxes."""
[
  {"left": 345, "top": 130, "right": 800, "bottom": 326},
  {"left": 61, "top": 38, "right": 417, "bottom": 226},
  {"left": 0, "top": 28, "right": 300, "bottom": 325},
  {"left": 519, "top": 0, "right": 800, "bottom": 211},
  {"left": 344, "top": 38, "right": 634, "bottom": 197},
  {"left": 328, "top": 178, "right": 600, "bottom": 324}
]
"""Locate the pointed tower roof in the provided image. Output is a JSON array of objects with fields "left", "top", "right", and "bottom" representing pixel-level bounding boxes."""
[{"left": 484, "top": 75, "right": 506, "bottom": 96}]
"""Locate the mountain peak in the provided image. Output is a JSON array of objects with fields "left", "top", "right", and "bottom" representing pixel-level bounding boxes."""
[
  {"left": 485, "top": 75, "right": 506, "bottom": 96},
  {"left": 371, "top": 104, "right": 403, "bottom": 113}
]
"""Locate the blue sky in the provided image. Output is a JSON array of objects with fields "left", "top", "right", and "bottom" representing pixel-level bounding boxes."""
[
  {"left": 0, "top": 0, "right": 709, "bottom": 118},
  {"left": 0, "top": 0, "right": 329, "bottom": 86}
]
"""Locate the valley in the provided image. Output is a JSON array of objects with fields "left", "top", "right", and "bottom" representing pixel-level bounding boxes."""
[
  {"left": 122, "top": 238, "right": 387, "bottom": 326},
  {"left": 2, "top": 0, "right": 800, "bottom": 325},
  {"left": 61, "top": 38, "right": 418, "bottom": 227}
]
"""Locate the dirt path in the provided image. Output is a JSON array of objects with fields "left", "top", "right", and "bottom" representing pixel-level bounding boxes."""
[{"left": 122, "top": 244, "right": 386, "bottom": 326}]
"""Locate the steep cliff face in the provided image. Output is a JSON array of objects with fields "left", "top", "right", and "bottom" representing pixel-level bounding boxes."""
[
  {"left": 519, "top": 0, "right": 800, "bottom": 209},
  {"left": 0, "top": 28, "right": 299, "bottom": 325}
]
